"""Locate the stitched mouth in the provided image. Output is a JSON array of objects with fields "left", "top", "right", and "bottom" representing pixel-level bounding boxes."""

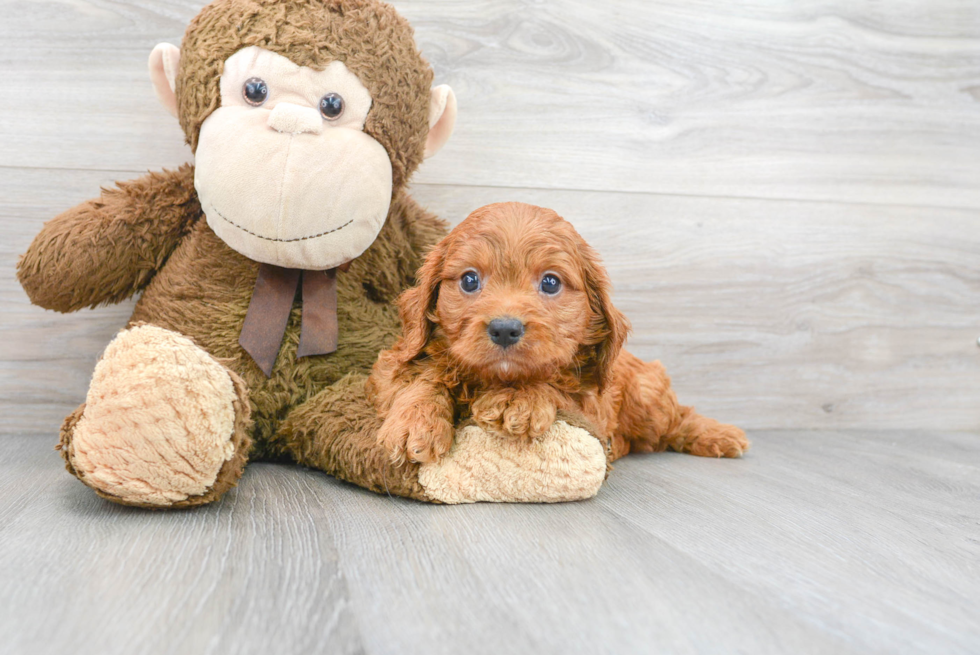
[{"left": 207, "top": 203, "right": 354, "bottom": 243}]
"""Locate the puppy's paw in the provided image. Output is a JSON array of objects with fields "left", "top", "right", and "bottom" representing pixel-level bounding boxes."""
[
  {"left": 406, "top": 414, "right": 455, "bottom": 464},
  {"left": 472, "top": 390, "right": 556, "bottom": 441},
  {"left": 502, "top": 397, "right": 556, "bottom": 440},
  {"left": 378, "top": 408, "right": 455, "bottom": 465},
  {"left": 470, "top": 388, "right": 513, "bottom": 436},
  {"left": 689, "top": 421, "right": 750, "bottom": 458}
]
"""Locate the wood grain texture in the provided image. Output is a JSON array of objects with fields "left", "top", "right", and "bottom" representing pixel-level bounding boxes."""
[
  {"left": 0, "top": 1, "right": 978, "bottom": 207},
  {"left": 1, "top": 431, "right": 978, "bottom": 654}
]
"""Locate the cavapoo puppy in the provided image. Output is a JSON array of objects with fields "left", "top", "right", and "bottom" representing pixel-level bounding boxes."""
[{"left": 367, "top": 202, "right": 749, "bottom": 465}]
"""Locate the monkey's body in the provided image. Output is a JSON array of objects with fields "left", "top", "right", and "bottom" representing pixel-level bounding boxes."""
[
  {"left": 13, "top": 0, "right": 495, "bottom": 508},
  {"left": 125, "top": 177, "right": 445, "bottom": 458},
  {"left": 21, "top": 164, "right": 450, "bottom": 505}
]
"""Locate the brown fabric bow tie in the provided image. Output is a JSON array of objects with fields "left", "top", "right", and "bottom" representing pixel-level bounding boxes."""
[{"left": 239, "top": 263, "right": 341, "bottom": 377}]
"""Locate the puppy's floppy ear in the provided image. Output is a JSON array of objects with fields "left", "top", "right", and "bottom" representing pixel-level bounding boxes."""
[
  {"left": 582, "top": 247, "right": 631, "bottom": 391},
  {"left": 392, "top": 238, "right": 448, "bottom": 364},
  {"left": 368, "top": 240, "right": 448, "bottom": 414}
]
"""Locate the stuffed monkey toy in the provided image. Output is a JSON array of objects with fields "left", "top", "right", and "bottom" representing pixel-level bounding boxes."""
[{"left": 17, "top": 0, "right": 609, "bottom": 508}]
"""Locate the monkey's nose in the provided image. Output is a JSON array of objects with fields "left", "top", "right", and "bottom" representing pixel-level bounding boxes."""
[
  {"left": 266, "top": 102, "right": 323, "bottom": 135},
  {"left": 487, "top": 317, "right": 524, "bottom": 348}
]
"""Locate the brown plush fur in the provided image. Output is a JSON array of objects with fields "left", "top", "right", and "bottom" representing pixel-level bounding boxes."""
[
  {"left": 368, "top": 203, "right": 749, "bottom": 464},
  {"left": 17, "top": 0, "right": 446, "bottom": 506},
  {"left": 17, "top": 166, "right": 201, "bottom": 312}
]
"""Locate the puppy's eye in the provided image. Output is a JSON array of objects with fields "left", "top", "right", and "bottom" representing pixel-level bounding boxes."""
[
  {"left": 540, "top": 273, "right": 562, "bottom": 295},
  {"left": 460, "top": 270, "right": 481, "bottom": 293},
  {"left": 319, "top": 93, "right": 345, "bottom": 120},
  {"left": 243, "top": 78, "right": 269, "bottom": 106}
]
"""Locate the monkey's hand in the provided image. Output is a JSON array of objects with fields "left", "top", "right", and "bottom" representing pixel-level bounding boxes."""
[{"left": 17, "top": 165, "right": 200, "bottom": 313}]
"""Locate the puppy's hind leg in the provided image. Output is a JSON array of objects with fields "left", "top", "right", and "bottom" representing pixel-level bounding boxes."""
[
  {"left": 612, "top": 352, "right": 749, "bottom": 459},
  {"left": 662, "top": 406, "right": 749, "bottom": 458}
]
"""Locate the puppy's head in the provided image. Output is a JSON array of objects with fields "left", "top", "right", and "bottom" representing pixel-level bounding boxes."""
[{"left": 395, "top": 202, "right": 630, "bottom": 389}]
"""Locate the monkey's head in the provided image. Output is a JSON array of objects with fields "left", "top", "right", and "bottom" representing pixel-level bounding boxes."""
[{"left": 148, "top": 0, "right": 456, "bottom": 270}]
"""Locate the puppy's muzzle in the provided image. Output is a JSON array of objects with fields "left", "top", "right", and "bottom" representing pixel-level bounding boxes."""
[{"left": 487, "top": 317, "right": 524, "bottom": 348}]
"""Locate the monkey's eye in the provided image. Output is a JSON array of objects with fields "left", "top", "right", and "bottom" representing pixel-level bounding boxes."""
[
  {"left": 242, "top": 78, "right": 269, "bottom": 106},
  {"left": 540, "top": 273, "right": 562, "bottom": 295},
  {"left": 459, "top": 270, "right": 481, "bottom": 294},
  {"left": 319, "top": 93, "right": 345, "bottom": 120}
]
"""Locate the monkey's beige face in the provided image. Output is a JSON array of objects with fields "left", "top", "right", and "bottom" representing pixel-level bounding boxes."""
[{"left": 194, "top": 46, "right": 393, "bottom": 270}]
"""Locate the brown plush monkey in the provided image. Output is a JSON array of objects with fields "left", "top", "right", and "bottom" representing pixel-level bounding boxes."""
[{"left": 17, "top": 0, "right": 609, "bottom": 508}]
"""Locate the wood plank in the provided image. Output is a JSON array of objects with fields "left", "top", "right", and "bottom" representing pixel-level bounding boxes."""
[
  {"left": 0, "top": 436, "right": 364, "bottom": 655},
  {"left": 3, "top": 168, "right": 978, "bottom": 433},
  {"left": 1, "top": 431, "right": 977, "bottom": 654},
  {"left": 600, "top": 430, "right": 980, "bottom": 655},
  {"left": 0, "top": 1, "right": 978, "bottom": 207}
]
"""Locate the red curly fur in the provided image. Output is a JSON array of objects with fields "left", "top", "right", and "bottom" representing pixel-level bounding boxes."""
[{"left": 367, "top": 202, "right": 749, "bottom": 465}]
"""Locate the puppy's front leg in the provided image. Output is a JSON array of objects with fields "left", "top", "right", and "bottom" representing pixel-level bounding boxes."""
[
  {"left": 377, "top": 379, "right": 455, "bottom": 465},
  {"left": 471, "top": 386, "right": 558, "bottom": 441}
]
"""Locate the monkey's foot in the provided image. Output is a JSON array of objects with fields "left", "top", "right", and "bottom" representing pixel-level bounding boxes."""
[
  {"left": 59, "top": 325, "right": 251, "bottom": 508},
  {"left": 417, "top": 420, "right": 607, "bottom": 504}
]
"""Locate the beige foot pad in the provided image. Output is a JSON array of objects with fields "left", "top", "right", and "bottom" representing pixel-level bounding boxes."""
[
  {"left": 68, "top": 325, "right": 240, "bottom": 506},
  {"left": 417, "top": 420, "right": 607, "bottom": 504}
]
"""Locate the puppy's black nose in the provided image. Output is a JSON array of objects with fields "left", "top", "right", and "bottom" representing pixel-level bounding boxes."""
[{"left": 487, "top": 317, "right": 524, "bottom": 348}]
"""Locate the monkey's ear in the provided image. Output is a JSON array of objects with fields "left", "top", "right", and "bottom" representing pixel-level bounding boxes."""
[
  {"left": 424, "top": 85, "right": 457, "bottom": 159},
  {"left": 148, "top": 43, "right": 181, "bottom": 118}
]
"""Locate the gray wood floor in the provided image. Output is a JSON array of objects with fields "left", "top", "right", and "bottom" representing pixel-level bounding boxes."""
[
  {"left": 2, "top": 0, "right": 979, "bottom": 653},
  {"left": 2, "top": 430, "right": 978, "bottom": 655}
]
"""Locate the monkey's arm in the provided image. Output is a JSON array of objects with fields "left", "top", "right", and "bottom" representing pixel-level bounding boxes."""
[{"left": 17, "top": 165, "right": 201, "bottom": 312}]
